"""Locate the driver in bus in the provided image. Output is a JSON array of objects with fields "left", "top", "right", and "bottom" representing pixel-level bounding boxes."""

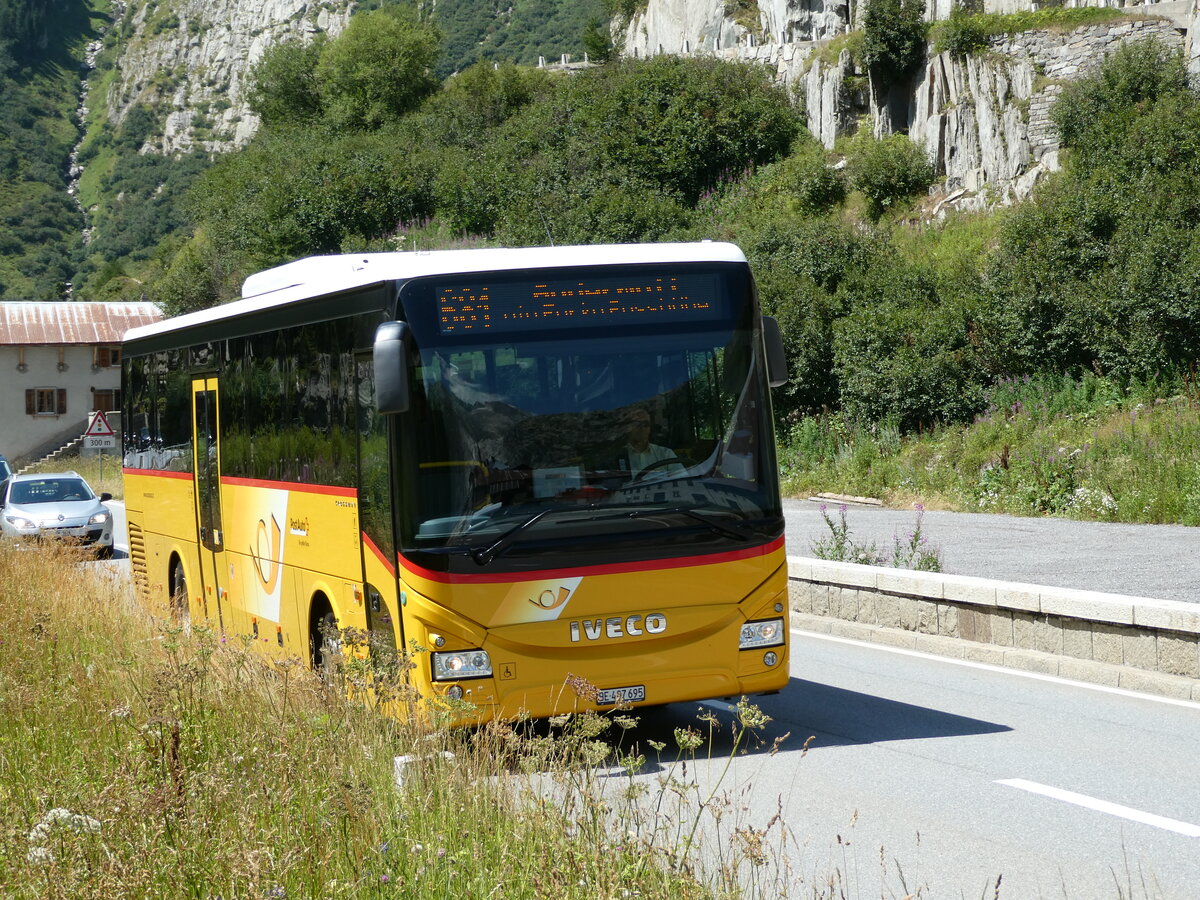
[{"left": 621, "top": 408, "right": 683, "bottom": 480}]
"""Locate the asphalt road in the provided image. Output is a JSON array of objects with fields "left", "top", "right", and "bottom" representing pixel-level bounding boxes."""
[
  {"left": 783, "top": 499, "right": 1200, "bottom": 603},
  {"left": 624, "top": 630, "right": 1200, "bottom": 899}
]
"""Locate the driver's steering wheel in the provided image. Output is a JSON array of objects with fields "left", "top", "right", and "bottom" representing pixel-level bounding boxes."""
[{"left": 631, "top": 456, "right": 693, "bottom": 483}]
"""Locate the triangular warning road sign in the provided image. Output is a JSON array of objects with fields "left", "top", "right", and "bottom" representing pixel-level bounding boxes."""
[{"left": 85, "top": 410, "right": 116, "bottom": 437}]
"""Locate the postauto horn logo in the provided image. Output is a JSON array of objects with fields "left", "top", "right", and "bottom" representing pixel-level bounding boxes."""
[{"left": 569, "top": 613, "right": 667, "bottom": 642}]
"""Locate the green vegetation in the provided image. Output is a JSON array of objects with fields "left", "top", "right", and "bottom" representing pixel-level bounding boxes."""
[
  {"left": 780, "top": 373, "right": 1200, "bottom": 525},
  {"left": 931, "top": 6, "right": 1135, "bottom": 56},
  {"left": 161, "top": 24, "right": 802, "bottom": 313},
  {"left": 862, "top": 0, "right": 927, "bottom": 85},
  {"left": 0, "top": 542, "right": 789, "bottom": 898},
  {"left": 424, "top": 0, "right": 608, "bottom": 77},
  {"left": 0, "top": 0, "right": 103, "bottom": 300}
]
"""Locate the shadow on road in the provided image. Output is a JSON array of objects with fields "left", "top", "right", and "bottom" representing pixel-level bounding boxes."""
[
  {"left": 540, "top": 676, "right": 1011, "bottom": 769},
  {"left": 752, "top": 677, "right": 1012, "bottom": 751}
]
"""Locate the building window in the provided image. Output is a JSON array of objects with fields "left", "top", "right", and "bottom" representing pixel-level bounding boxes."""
[
  {"left": 94, "top": 346, "right": 121, "bottom": 368},
  {"left": 26, "top": 388, "right": 66, "bottom": 416},
  {"left": 92, "top": 388, "right": 121, "bottom": 412}
]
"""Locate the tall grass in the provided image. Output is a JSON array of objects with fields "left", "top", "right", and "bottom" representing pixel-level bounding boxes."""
[
  {"left": 780, "top": 373, "right": 1200, "bottom": 525},
  {"left": 0, "top": 543, "right": 805, "bottom": 899}
]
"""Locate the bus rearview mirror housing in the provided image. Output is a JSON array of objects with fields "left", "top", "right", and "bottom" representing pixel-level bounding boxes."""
[
  {"left": 374, "top": 321, "right": 413, "bottom": 414},
  {"left": 761, "top": 316, "right": 788, "bottom": 388}
]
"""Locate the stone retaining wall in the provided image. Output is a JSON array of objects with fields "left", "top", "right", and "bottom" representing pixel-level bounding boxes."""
[{"left": 788, "top": 556, "right": 1200, "bottom": 700}]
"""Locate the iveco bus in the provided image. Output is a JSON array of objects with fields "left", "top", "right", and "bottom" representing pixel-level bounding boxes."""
[{"left": 122, "top": 243, "right": 790, "bottom": 722}]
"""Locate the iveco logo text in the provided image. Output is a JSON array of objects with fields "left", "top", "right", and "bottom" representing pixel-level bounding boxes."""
[{"left": 569, "top": 613, "right": 667, "bottom": 642}]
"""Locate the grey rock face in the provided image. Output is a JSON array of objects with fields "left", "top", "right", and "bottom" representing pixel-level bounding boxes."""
[
  {"left": 104, "top": 0, "right": 353, "bottom": 154},
  {"left": 623, "top": 0, "right": 1189, "bottom": 207}
]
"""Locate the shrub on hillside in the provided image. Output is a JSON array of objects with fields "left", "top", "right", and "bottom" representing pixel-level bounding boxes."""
[
  {"left": 315, "top": 7, "right": 441, "bottom": 128},
  {"left": 862, "top": 0, "right": 927, "bottom": 85},
  {"left": 833, "top": 258, "right": 985, "bottom": 429},
  {"left": 933, "top": 7, "right": 989, "bottom": 58},
  {"left": 981, "top": 42, "right": 1200, "bottom": 381},
  {"left": 1052, "top": 39, "right": 1189, "bottom": 155},
  {"left": 847, "top": 131, "right": 935, "bottom": 218}
]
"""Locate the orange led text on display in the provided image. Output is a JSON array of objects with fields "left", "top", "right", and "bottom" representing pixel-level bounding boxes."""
[{"left": 436, "top": 276, "right": 715, "bottom": 335}]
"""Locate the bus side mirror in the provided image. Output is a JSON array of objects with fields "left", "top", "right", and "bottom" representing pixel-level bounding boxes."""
[
  {"left": 374, "top": 321, "right": 413, "bottom": 415},
  {"left": 761, "top": 316, "right": 788, "bottom": 388}
]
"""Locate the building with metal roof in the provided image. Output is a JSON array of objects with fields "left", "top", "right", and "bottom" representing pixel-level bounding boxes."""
[{"left": 0, "top": 302, "right": 161, "bottom": 465}]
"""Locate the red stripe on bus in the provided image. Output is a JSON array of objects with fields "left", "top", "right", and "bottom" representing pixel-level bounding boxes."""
[
  {"left": 398, "top": 535, "right": 786, "bottom": 585},
  {"left": 363, "top": 533, "right": 397, "bottom": 578},
  {"left": 122, "top": 468, "right": 194, "bottom": 481},
  {"left": 220, "top": 476, "right": 358, "bottom": 498}
]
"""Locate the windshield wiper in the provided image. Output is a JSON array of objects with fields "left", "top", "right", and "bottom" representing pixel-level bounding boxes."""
[
  {"left": 627, "top": 507, "right": 752, "bottom": 542},
  {"left": 470, "top": 506, "right": 576, "bottom": 566}
]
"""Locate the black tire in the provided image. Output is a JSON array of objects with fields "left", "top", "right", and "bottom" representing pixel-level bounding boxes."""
[
  {"left": 311, "top": 607, "right": 340, "bottom": 675},
  {"left": 170, "top": 563, "right": 191, "bottom": 630}
]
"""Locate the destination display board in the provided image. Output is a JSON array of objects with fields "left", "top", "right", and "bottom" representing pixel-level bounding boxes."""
[{"left": 435, "top": 272, "right": 726, "bottom": 336}]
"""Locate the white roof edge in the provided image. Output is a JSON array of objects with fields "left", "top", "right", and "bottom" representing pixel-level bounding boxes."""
[{"left": 123, "top": 242, "right": 747, "bottom": 344}]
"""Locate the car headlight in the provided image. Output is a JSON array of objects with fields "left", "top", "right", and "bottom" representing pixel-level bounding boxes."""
[
  {"left": 431, "top": 649, "right": 492, "bottom": 681},
  {"left": 89, "top": 511, "right": 110, "bottom": 526},
  {"left": 4, "top": 515, "right": 36, "bottom": 530},
  {"left": 740, "top": 618, "right": 785, "bottom": 649}
]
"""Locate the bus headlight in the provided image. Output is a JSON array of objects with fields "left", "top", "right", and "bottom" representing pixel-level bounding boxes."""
[
  {"left": 740, "top": 618, "right": 785, "bottom": 649},
  {"left": 431, "top": 649, "right": 492, "bottom": 681}
]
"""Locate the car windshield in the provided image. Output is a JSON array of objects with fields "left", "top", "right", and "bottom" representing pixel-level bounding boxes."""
[
  {"left": 393, "top": 262, "right": 782, "bottom": 573},
  {"left": 9, "top": 478, "right": 94, "bottom": 505}
]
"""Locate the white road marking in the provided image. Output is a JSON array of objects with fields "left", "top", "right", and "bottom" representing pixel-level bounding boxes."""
[
  {"left": 792, "top": 628, "right": 1200, "bottom": 712},
  {"left": 998, "top": 779, "right": 1200, "bottom": 837}
]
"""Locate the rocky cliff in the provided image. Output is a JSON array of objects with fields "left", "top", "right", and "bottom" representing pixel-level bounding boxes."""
[
  {"left": 621, "top": 0, "right": 1198, "bottom": 206},
  {"left": 100, "top": 0, "right": 353, "bottom": 154}
]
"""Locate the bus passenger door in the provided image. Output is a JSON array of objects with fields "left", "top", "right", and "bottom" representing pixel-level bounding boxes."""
[
  {"left": 355, "top": 355, "right": 406, "bottom": 681},
  {"left": 191, "top": 377, "right": 227, "bottom": 633}
]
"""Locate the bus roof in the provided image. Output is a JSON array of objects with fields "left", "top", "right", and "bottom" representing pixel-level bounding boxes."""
[{"left": 123, "top": 242, "right": 748, "bottom": 344}]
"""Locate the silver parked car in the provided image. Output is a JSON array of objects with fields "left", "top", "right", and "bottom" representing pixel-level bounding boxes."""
[{"left": 0, "top": 472, "right": 114, "bottom": 557}]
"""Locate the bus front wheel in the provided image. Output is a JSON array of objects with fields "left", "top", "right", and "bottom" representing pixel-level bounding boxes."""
[
  {"left": 310, "top": 600, "right": 340, "bottom": 675},
  {"left": 170, "top": 561, "right": 191, "bottom": 632}
]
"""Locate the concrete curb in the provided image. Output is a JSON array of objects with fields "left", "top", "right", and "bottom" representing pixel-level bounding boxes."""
[{"left": 788, "top": 555, "right": 1200, "bottom": 701}]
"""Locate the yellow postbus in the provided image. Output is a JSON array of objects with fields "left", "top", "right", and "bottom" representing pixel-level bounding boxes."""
[{"left": 122, "top": 243, "right": 790, "bottom": 722}]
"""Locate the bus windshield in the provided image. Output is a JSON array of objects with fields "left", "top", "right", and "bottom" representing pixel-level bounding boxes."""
[{"left": 395, "top": 263, "right": 782, "bottom": 573}]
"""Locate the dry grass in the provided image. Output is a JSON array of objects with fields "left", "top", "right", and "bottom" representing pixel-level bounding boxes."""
[{"left": 0, "top": 543, "right": 806, "bottom": 899}]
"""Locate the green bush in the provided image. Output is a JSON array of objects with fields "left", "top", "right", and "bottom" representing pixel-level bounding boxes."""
[
  {"left": 847, "top": 131, "right": 935, "bottom": 218},
  {"left": 862, "top": 0, "right": 927, "bottom": 85},
  {"left": 1052, "top": 39, "right": 1189, "bottom": 155},
  {"left": 833, "top": 258, "right": 985, "bottom": 430},
  {"left": 315, "top": 7, "right": 441, "bottom": 128},
  {"left": 933, "top": 8, "right": 989, "bottom": 58},
  {"left": 247, "top": 36, "right": 326, "bottom": 128}
]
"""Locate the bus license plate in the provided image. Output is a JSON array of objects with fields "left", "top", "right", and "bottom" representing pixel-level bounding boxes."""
[{"left": 596, "top": 685, "right": 645, "bottom": 705}]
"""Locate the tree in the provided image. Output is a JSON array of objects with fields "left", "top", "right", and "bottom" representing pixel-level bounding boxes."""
[
  {"left": 581, "top": 18, "right": 614, "bottom": 63},
  {"left": 847, "top": 131, "right": 935, "bottom": 218},
  {"left": 247, "top": 36, "right": 327, "bottom": 128},
  {"left": 862, "top": 0, "right": 927, "bottom": 85},
  {"left": 315, "top": 7, "right": 441, "bottom": 128}
]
